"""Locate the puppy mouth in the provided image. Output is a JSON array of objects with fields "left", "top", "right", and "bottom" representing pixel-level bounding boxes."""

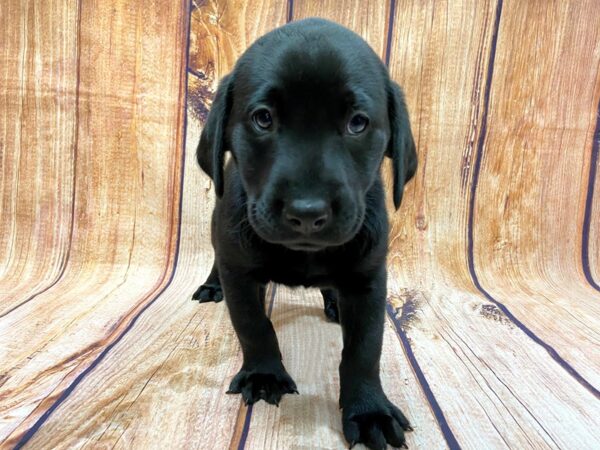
[{"left": 283, "top": 241, "right": 326, "bottom": 252}]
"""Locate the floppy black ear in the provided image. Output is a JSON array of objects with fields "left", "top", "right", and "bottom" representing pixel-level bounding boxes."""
[
  {"left": 385, "top": 80, "right": 417, "bottom": 210},
  {"left": 197, "top": 73, "right": 233, "bottom": 197}
]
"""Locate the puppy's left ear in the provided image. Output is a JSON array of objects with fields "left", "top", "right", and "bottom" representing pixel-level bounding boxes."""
[
  {"left": 197, "top": 73, "right": 233, "bottom": 197},
  {"left": 385, "top": 80, "right": 417, "bottom": 210}
]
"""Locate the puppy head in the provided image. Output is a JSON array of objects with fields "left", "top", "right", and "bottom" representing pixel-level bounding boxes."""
[{"left": 198, "top": 18, "right": 416, "bottom": 251}]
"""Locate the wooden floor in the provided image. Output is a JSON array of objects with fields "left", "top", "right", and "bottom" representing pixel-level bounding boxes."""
[{"left": 1, "top": 0, "right": 599, "bottom": 448}]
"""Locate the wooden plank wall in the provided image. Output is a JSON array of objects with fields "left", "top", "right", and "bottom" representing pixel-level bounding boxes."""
[{"left": 1, "top": 0, "right": 599, "bottom": 449}]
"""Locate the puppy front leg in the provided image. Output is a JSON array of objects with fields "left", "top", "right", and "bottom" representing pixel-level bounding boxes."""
[
  {"left": 220, "top": 265, "right": 297, "bottom": 406},
  {"left": 337, "top": 268, "right": 412, "bottom": 450}
]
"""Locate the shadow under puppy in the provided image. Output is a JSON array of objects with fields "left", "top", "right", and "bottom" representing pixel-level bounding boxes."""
[{"left": 193, "top": 18, "right": 417, "bottom": 450}]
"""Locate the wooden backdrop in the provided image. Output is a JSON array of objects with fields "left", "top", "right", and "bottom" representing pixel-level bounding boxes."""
[{"left": 1, "top": 0, "right": 599, "bottom": 449}]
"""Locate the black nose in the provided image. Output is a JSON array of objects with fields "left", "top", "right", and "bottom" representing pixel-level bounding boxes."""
[{"left": 284, "top": 198, "right": 331, "bottom": 234}]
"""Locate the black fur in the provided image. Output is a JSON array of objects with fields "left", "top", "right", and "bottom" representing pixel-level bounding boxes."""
[{"left": 193, "top": 18, "right": 417, "bottom": 450}]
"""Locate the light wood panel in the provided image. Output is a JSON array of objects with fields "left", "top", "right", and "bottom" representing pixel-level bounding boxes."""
[
  {"left": 472, "top": 0, "right": 600, "bottom": 387},
  {"left": 588, "top": 136, "right": 600, "bottom": 287},
  {"left": 0, "top": 0, "right": 76, "bottom": 313},
  {"left": 0, "top": 0, "right": 188, "bottom": 446},
  {"left": 584, "top": 52, "right": 600, "bottom": 289},
  {"left": 187, "top": 0, "right": 290, "bottom": 126},
  {"left": 387, "top": 0, "right": 600, "bottom": 447},
  {"left": 292, "top": 0, "right": 391, "bottom": 57}
]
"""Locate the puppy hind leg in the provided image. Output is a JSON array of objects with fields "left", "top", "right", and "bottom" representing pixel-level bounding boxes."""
[
  {"left": 320, "top": 288, "right": 340, "bottom": 323},
  {"left": 192, "top": 263, "right": 224, "bottom": 303},
  {"left": 259, "top": 284, "right": 267, "bottom": 310}
]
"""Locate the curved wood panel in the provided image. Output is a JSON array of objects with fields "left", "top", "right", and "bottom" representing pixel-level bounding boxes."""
[
  {"left": 387, "top": 0, "right": 600, "bottom": 447},
  {"left": 0, "top": 0, "right": 77, "bottom": 313},
  {"left": 292, "top": 0, "right": 391, "bottom": 56},
  {"left": 585, "top": 113, "right": 600, "bottom": 288},
  {"left": 0, "top": 0, "right": 188, "bottom": 445},
  {"left": 472, "top": 0, "right": 600, "bottom": 386}
]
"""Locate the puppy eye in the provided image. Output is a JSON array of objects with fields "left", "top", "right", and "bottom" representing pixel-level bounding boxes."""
[
  {"left": 252, "top": 109, "right": 273, "bottom": 130},
  {"left": 347, "top": 113, "right": 369, "bottom": 135}
]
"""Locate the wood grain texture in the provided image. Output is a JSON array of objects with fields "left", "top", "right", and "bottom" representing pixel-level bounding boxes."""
[
  {"left": 588, "top": 128, "right": 600, "bottom": 287},
  {"left": 0, "top": 0, "right": 77, "bottom": 313},
  {"left": 583, "top": 25, "right": 600, "bottom": 290},
  {"left": 188, "top": 0, "right": 289, "bottom": 124},
  {"left": 387, "top": 0, "right": 600, "bottom": 447},
  {"left": 472, "top": 0, "right": 600, "bottom": 387},
  {"left": 1, "top": 0, "right": 599, "bottom": 449},
  {"left": 0, "top": 0, "right": 188, "bottom": 446},
  {"left": 292, "top": 0, "right": 391, "bottom": 57}
]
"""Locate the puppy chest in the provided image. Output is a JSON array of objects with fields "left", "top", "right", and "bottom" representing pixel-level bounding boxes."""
[{"left": 256, "top": 256, "right": 332, "bottom": 287}]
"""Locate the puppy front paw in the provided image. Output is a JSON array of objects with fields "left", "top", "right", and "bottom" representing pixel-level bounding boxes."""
[
  {"left": 227, "top": 365, "right": 298, "bottom": 406},
  {"left": 192, "top": 282, "right": 223, "bottom": 303},
  {"left": 342, "top": 393, "right": 413, "bottom": 449}
]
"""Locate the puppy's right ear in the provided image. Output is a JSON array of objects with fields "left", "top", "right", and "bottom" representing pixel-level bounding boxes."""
[
  {"left": 197, "top": 73, "right": 233, "bottom": 197},
  {"left": 385, "top": 80, "right": 417, "bottom": 210}
]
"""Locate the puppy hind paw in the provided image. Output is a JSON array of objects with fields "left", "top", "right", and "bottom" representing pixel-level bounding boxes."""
[
  {"left": 321, "top": 289, "right": 340, "bottom": 323},
  {"left": 324, "top": 302, "right": 340, "bottom": 322},
  {"left": 192, "top": 283, "right": 224, "bottom": 303}
]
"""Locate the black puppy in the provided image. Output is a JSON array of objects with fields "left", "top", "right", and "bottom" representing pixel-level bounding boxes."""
[{"left": 193, "top": 18, "right": 417, "bottom": 450}]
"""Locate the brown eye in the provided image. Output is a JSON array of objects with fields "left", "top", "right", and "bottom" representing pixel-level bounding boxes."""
[
  {"left": 347, "top": 113, "right": 369, "bottom": 134},
  {"left": 252, "top": 109, "right": 273, "bottom": 130}
]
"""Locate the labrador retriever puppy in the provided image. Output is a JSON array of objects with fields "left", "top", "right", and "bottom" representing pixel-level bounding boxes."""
[{"left": 193, "top": 18, "right": 417, "bottom": 449}]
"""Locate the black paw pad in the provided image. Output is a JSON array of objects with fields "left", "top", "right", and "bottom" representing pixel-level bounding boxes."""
[
  {"left": 343, "top": 402, "right": 412, "bottom": 450},
  {"left": 227, "top": 369, "right": 298, "bottom": 406},
  {"left": 192, "top": 283, "right": 223, "bottom": 303}
]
